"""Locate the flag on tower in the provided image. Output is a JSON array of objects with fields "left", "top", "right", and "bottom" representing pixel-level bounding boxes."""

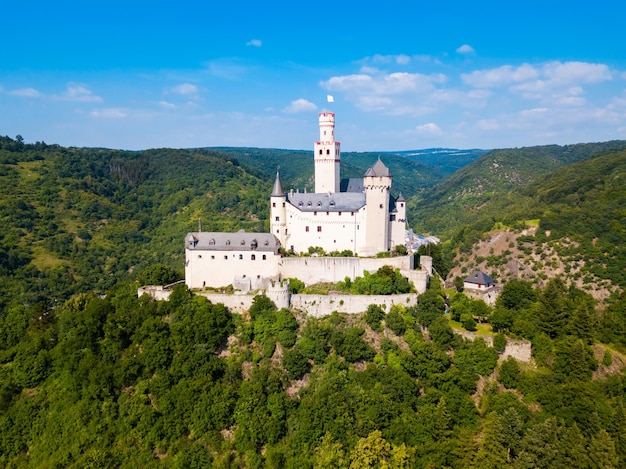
[{"left": 326, "top": 95, "right": 334, "bottom": 103}]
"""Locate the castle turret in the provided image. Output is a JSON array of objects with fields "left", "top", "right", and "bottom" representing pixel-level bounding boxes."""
[
  {"left": 270, "top": 172, "right": 287, "bottom": 247},
  {"left": 363, "top": 158, "right": 392, "bottom": 255},
  {"left": 390, "top": 193, "right": 407, "bottom": 249},
  {"left": 314, "top": 112, "right": 341, "bottom": 193}
]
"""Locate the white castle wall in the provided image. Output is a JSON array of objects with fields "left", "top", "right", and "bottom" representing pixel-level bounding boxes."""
[
  {"left": 291, "top": 293, "right": 417, "bottom": 317},
  {"left": 278, "top": 255, "right": 414, "bottom": 285},
  {"left": 282, "top": 203, "right": 367, "bottom": 255}
]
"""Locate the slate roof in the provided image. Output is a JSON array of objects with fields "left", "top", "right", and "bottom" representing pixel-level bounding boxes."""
[
  {"left": 364, "top": 158, "right": 391, "bottom": 177},
  {"left": 287, "top": 191, "right": 366, "bottom": 212},
  {"left": 186, "top": 230, "right": 280, "bottom": 252},
  {"left": 464, "top": 271, "right": 495, "bottom": 285},
  {"left": 271, "top": 172, "right": 285, "bottom": 197},
  {"left": 340, "top": 177, "right": 364, "bottom": 193}
]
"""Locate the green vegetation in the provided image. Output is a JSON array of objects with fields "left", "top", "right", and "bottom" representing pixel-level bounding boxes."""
[{"left": 1, "top": 135, "right": 625, "bottom": 467}]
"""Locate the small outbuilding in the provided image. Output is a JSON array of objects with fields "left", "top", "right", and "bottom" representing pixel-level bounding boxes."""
[{"left": 464, "top": 271, "right": 495, "bottom": 291}]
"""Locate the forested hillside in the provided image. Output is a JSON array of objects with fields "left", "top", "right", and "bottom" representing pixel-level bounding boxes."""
[
  {"left": 1, "top": 136, "right": 625, "bottom": 467},
  {"left": 0, "top": 137, "right": 271, "bottom": 307},
  {"left": 412, "top": 140, "right": 626, "bottom": 236},
  {"left": 210, "top": 147, "right": 439, "bottom": 199}
]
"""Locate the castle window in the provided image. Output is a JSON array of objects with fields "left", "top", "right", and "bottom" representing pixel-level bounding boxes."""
[
  {"left": 400, "top": 203, "right": 404, "bottom": 208},
  {"left": 326, "top": 149, "right": 330, "bottom": 155},
  {"left": 272, "top": 202, "right": 276, "bottom": 207},
  {"left": 198, "top": 255, "right": 202, "bottom": 258},
  {"left": 282, "top": 202, "right": 285, "bottom": 207},
  {"left": 338, "top": 212, "right": 341, "bottom": 216},
  {"left": 226, "top": 240, "right": 231, "bottom": 245},
  {"left": 379, "top": 204, "right": 383, "bottom": 209},
  {"left": 314, "top": 211, "right": 317, "bottom": 216},
  {"left": 211, "top": 255, "right": 215, "bottom": 259},
  {"left": 326, "top": 212, "right": 329, "bottom": 216},
  {"left": 351, "top": 212, "right": 354, "bottom": 216},
  {"left": 251, "top": 254, "right": 256, "bottom": 260},
  {"left": 319, "top": 149, "right": 322, "bottom": 155},
  {"left": 224, "top": 255, "right": 228, "bottom": 259},
  {"left": 239, "top": 254, "right": 243, "bottom": 260},
  {"left": 390, "top": 214, "right": 396, "bottom": 221},
  {"left": 275, "top": 216, "right": 279, "bottom": 221},
  {"left": 306, "top": 226, "right": 309, "bottom": 232},
  {"left": 262, "top": 254, "right": 267, "bottom": 260},
  {"left": 317, "top": 226, "right": 322, "bottom": 232},
  {"left": 324, "top": 130, "right": 326, "bottom": 135},
  {"left": 209, "top": 239, "right": 215, "bottom": 245}
]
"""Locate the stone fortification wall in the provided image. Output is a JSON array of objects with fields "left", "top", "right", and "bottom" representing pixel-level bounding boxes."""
[
  {"left": 279, "top": 255, "right": 414, "bottom": 285},
  {"left": 196, "top": 293, "right": 256, "bottom": 313},
  {"left": 291, "top": 293, "right": 417, "bottom": 318},
  {"left": 454, "top": 330, "right": 532, "bottom": 363},
  {"left": 137, "top": 285, "right": 172, "bottom": 301}
]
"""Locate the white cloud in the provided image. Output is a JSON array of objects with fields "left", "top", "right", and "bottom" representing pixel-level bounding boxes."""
[
  {"left": 170, "top": 83, "right": 198, "bottom": 95},
  {"left": 90, "top": 108, "right": 127, "bottom": 118},
  {"left": 58, "top": 84, "right": 103, "bottom": 102},
  {"left": 246, "top": 39, "right": 262, "bottom": 47},
  {"left": 321, "top": 70, "right": 447, "bottom": 115},
  {"left": 542, "top": 61, "right": 612, "bottom": 85},
  {"left": 416, "top": 123, "right": 443, "bottom": 135},
  {"left": 462, "top": 64, "right": 539, "bottom": 88},
  {"left": 476, "top": 119, "right": 500, "bottom": 131},
  {"left": 10, "top": 87, "right": 43, "bottom": 98},
  {"left": 456, "top": 44, "right": 475, "bottom": 55},
  {"left": 282, "top": 98, "right": 317, "bottom": 114},
  {"left": 158, "top": 101, "right": 176, "bottom": 109}
]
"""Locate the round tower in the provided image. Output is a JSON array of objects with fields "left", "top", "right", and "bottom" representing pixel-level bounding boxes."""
[
  {"left": 270, "top": 172, "right": 287, "bottom": 247},
  {"left": 314, "top": 112, "right": 341, "bottom": 193},
  {"left": 363, "top": 158, "right": 392, "bottom": 254}
]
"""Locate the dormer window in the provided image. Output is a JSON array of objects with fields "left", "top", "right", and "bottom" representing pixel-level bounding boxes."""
[
  {"left": 226, "top": 240, "right": 231, "bottom": 245},
  {"left": 308, "top": 201, "right": 312, "bottom": 206},
  {"left": 298, "top": 201, "right": 303, "bottom": 207},
  {"left": 330, "top": 201, "right": 335, "bottom": 206},
  {"left": 317, "top": 201, "right": 322, "bottom": 207},
  {"left": 241, "top": 240, "right": 245, "bottom": 245},
  {"left": 209, "top": 239, "right": 215, "bottom": 245},
  {"left": 264, "top": 240, "right": 269, "bottom": 246}
]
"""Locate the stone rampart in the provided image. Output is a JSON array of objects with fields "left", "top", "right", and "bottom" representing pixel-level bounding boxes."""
[
  {"left": 278, "top": 255, "right": 414, "bottom": 285},
  {"left": 291, "top": 293, "right": 417, "bottom": 317}
]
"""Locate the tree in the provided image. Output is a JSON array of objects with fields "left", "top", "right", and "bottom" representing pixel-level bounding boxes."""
[{"left": 364, "top": 304, "right": 385, "bottom": 332}]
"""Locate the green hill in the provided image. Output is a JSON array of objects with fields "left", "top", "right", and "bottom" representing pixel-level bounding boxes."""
[
  {"left": 209, "top": 147, "right": 440, "bottom": 198},
  {"left": 1, "top": 136, "right": 625, "bottom": 468},
  {"left": 412, "top": 140, "right": 626, "bottom": 237}
]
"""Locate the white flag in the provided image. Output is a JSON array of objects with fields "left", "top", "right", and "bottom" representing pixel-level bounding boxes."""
[{"left": 327, "top": 94, "right": 334, "bottom": 103}]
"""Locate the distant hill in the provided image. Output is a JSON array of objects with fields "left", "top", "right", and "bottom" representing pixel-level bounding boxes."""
[
  {"left": 386, "top": 148, "right": 488, "bottom": 178},
  {"left": 412, "top": 140, "right": 626, "bottom": 236},
  {"left": 429, "top": 145, "right": 626, "bottom": 295},
  {"left": 208, "top": 147, "right": 443, "bottom": 198}
]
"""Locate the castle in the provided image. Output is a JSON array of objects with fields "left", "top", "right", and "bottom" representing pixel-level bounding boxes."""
[{"left": 184, "top": 112, "right": 426, "bottom": 293}]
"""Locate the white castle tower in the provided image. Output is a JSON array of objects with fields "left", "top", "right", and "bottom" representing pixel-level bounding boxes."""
[
  {"left": 314, "top": 112, "right": 341, "bottom": 193},
  {"left": 363, "top": 159, "right": 392, "bottom": 255},
  {"left": 270, "top": 172, "right": 287, "bottom": 247}
]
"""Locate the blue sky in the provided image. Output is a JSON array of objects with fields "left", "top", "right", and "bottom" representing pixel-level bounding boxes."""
[{"left": 2, "top": 0, "right": 625, "bottom": 151}]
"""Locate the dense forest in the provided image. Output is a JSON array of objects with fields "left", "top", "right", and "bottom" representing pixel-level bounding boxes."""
[{"left": 1, "top": 135, "right": 625, "bottom": 467}]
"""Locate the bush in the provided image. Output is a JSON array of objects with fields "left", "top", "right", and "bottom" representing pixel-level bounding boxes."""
[
  {"left": 364, "top": 304, "right": 385, "bottom": 332},
  {"left": 461, "top": 313, "right": 477, "bottom": 332},
  {"left": 493, "top": 333, "right": 507, "bottom": 353},
  {"left": 385, "top": 310, "right": 406, "bottom": 336}
]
